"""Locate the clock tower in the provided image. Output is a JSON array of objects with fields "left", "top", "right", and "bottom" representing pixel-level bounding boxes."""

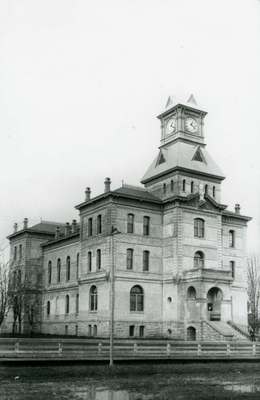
[{"left": 158, "top": 94, "right": 207, "bottom": 147}]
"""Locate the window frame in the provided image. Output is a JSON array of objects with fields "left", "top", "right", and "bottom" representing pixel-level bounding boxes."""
[
  {"left": 97, "top": 214, "right": 102, "bottom": 235},
  {"left": 96, "top": 249, "right": 101, "bottom": 270},
  {"left": 48, "top": 261, "right": 52, "bottom": 285},
  {"left": 143, "top": 250, "right": 150, "bottom": 272},
  {"left": 143, "top": 216, "right": 150, "bottom": 236},
  {"left": 57, "top": 258, "right": 61, "bottom": 283},
  {"left": 90, "top": 285, "right": 98, "bottom": 311},
  {"left": 126, "top": 248, "right": 134, "bottom": 270},
  {"left": 88, "top": 251, "right": 92, "bottom": 272},
  {"left": 88, "top": 217, "right": 93, "bottom": 237},
  {"left": 130, "top": 285, "right": 144, "bottom": 312},
  {"left": 194, "top": 251, "right": 205, "bottom": 268},
  {"left": 66, "top": 256, "right": 71, "bottom": 281},
  {"left": 194, "top": 218, "right": 205, "bottom": 238},
  {"left": 229, "top": 230, "right": 235, "bottom": 248},
  {"left": 65, "top": 294, "right": 70, "bottom": 314},
  {"left": 127, "top": 213, "right": 134, "bottom": 234}
]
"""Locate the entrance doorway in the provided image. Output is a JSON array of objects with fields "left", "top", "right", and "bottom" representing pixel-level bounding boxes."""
[
  {"left": 207, "top": 287, "right": 223, "bottom": 321},
  {"left": 187, "top": 326, "right": 196, "bottom": 341}
]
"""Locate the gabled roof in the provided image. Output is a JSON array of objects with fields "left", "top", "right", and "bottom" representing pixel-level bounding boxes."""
[
  {"left": 113, "top": 185, "right": 162, "bottom": 202},
  {"left": 141, "top": 142, "right": 225, "bottom": 184},
  {"left": 7, "top": 221, "right": 66, "bottom": 240}
]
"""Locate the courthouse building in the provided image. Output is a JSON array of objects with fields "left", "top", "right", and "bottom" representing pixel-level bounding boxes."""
[{"left": 6, "top": 96, "right": 251, "bottom": 340}]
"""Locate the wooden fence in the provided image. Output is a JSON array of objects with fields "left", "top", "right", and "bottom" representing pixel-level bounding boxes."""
[{"left": 0, "top": 338, "right": 259, "bottom": 361}]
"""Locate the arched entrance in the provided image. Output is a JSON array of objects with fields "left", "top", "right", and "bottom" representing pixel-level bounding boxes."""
[
  {"left": 187, "top": 326, "right": 196, "bottom": 341},
  {"left": 207, "top": 287, "right": 223, "bottom": 321}
]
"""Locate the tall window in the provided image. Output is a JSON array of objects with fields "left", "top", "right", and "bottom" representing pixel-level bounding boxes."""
[
  {"left": 187, "top": 286, "right": 196, "bottom": 299},
  {"left": 19, "top": 244, "right": 22, "bottom": 260},
  {"left": 205, "top": 184, "right": 208, "bottom": 194},
  {"left": 76, "top": 253, "right": 80, "bottom": 279},
  {"left": 163, "top": 183, "right": 167, "bottom": 194},
  {"left": 65, "top": 294, "right": 70, "bottom": 314},
  {"left": 143, "top": 250, "right": 150, "bottom": 272},
  {"left": 143, "top": 216, "right": 150, "bottom": 236},
  {"left": 97, "top": 214, "right": 102, "bottom": 234},
  {"left": 57, "top": 258, "right": 61, "bottom": 283},
  {"left": 66, "top": 256, "right": 70, "bottom": 281},
  {"left": 76, "top": 293, "right": 79, "bottom": 314},
  {"left": 127, "top": 248, "right": 134, "bottom": 270},
  {"left": 88, "top": 218, "right": 93, "bottom": 236},
  {"left": 229, "top": 230, "right": 235, "bottom": 248},
  {"left": 191, "top": 181, "right": 194, "bottom": 194},
  {"left": 127, "top": 213, "right": 134, "bottom": 234},
  {"left": 194, "top": 218, "right": 205, "bottom": 238},
  {"left": 171, "top": 180, "right": 174, "bottom": 192},
  {"left": 90, "top": 285, "right": 97, "bottom": 311},
  {"left": 14, "top": 246, "right": 17, "bottom": 261},
  {"left": 48, "top": 261, "right": 52, "bottom": 285},
  {"left": 194, "top": 251, "right": 204, "bottom": 268},
  {"left": 47, "top": 301, "right": 50, "bottom": 316},
  {"left": 230, "top": 261, "right": 235, "bottom": 278},
  {"left": 182, "top": 179, "right": 186, "bottom": 192},
  {"left": 129, "top": 325, "right": 135, "bottom": 337},
  {"left": 213, "top": 186, "right": 216, "bottom": 198},
  {"left": 17, "top": 269, "right": 21, "bottom": 284},
  {"left": 139, "top": 325, "right": 144, "bottom": 337},
  {"left": 130, "top": 285, "right": 144, "bottom": 311},
  {"left": 96, "top": 249, "right": 101, "bottom": 270},
  {"left": 88, "top": 251, "right": 92, "bottom": 272},
  {"left": 93, "top": 325, "right": 97, "bottom": 337}
]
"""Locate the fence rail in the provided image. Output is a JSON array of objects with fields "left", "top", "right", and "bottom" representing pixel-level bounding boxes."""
[{"left": 0, "top": 338, "right": 259, "bottom": 361}]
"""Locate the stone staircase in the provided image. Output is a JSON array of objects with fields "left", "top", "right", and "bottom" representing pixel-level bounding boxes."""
[{"left": 205, "top": 321, "right": 249, "bottom": 341}]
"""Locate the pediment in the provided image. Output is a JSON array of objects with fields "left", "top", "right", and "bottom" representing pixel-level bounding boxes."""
[{"left": 184, "top": 193, "right": 226, "bottom": 211}]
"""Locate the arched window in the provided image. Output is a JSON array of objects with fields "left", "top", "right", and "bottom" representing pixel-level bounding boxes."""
[
  {"left": 76, "top": 253, "right": 80, "bottom": 279},
  {"left": 163, "top": 183, "right": 167, "bottom": 194},
  {"left": 187, "top": 286, "right": 196, "bottom": 299},
  {"left": 97, "top": 214, "right": 102, "bottom": 234},
  {"left": 47, "top": 301, "right": 51, "bottom": 316},
  {"left": 191, "top": 181, "right": 194, "bottom": 194},
  {"left": 93, "top": 324, "right": 97, "bottom": 336},
  {"left": 182, "top": 179, "right": 186, "bottom": 192},
  {"left": 66, "top": 256, "right": 70, "bottom": 281},
  {"left": 65, "top": 294, "right": 70, "bottom": 314},
  {"left": 88, "top": 251, "right": 92, "bottom": 272},
  {"left": 187, "top": 326, "right": 196, "bottom": 341},
  {"left": 48, "top": 261, "right": 52, "bottom": 285},
  {"left": 127, "top": 248, "right": 134, "bottom": 270},
  {"left": 96, "top": 249, "right": 101, "bottom": 270},
  {"left": 76, "top": 293, "right": 79, "bottom": 314},
  {"left": 229, "top": 230, "right": 235, "bottom": 248},
  {"left": 130, "top": 285, "right": 144, "bottom": 312},
  {"left": 194, "top": 218, "right": 205, "bottom": 238},
  {"left": 213, "top": 186, "right": 216, "bottom": 198},
  {"left": 143, "top": 216, "right": 150, "bottom": 236},
  {"left": 90, "top": 285, "right": 97, "bottom": 311},
  {"left": 127, "top": 213, "right": 134, "bottom": 233},
  {"left": 57, "top": 258, "right": 61, "bottom": 283},
  {"left": 194, "top": 251, "right": 204, "bottom": 268},
  {"left": 171, "top": 180, "right": 174, "bottom": 192},
  {"left": 143, "top": 250, "right": 150, "bottom": 272}
]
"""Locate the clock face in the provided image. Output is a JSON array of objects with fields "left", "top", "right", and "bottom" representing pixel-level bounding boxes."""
[
  {"left": 185, "top": 117, "right": 198, "bottom": 133},
  {"left": 166, "top": 117, "right": 176, "bottom": 135}
]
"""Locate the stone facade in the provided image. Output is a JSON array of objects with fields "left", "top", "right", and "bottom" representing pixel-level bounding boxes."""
[{"left": 5, "top": 97, "right": 251, "bottom": 340}]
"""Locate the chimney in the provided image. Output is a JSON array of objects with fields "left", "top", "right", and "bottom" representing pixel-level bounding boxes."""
[
  {"left": 55, "top": 226, "right": 60, "bottom": 240},
  {"left": 104, "top": 177, "right": 111, "bottom": 193},
  {"left": 85, "top": 187, "right": 91, "bottom": 201},
  {"left": 235, "top": 204, "right": 241, "bottom": 214},
  {"left": 13, "top": 223, "right": 18, "bottom": 233},
  {"left": 65, "top": 222, "right": 71, "bottom": 236},
  {"left": 23, "top": 218, "right": 28, "bottom": 230},
  {"left": 72, "top": 219, "right": 77, "bottom": 233}
]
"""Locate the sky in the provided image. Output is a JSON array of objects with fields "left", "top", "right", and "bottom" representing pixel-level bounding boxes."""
[{"left": 0, "top": 0, "right": 260, "bottom": 256}]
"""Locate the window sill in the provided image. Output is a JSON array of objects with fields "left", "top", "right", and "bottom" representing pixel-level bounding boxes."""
[{"left": 130, "top": 311, "right": 144, "bottom": 314}]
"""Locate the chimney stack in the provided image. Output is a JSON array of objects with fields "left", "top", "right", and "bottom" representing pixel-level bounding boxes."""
[
  {"left": 235, "top": 204, "right": 241, "bottom": 214},
  {"left": 55, "top": 226, "right": 60, "bottom": 240},
  {"left": 23, "top": 218, "right": 28, "bottom": 230},
  {"left": 72, "top": 219, "right": 77, "bottom": 233},
  {"left": 65, "top": 222, "right": 71, "bottom": 236},
  {"left": 13, "top": 223, "right": 18, "bottom": 233},
  {"left": 85, "top": 187, "right": 91, "bottom": 201},
  {"left": 104, "top": 177, "right": 111, "bottom": 193}
]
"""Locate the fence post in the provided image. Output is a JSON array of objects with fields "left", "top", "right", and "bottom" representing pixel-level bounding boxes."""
[
  {"left": 167, "top": 343, "right": 171, "bottom": 355},
  {"left": 98, "top": 342, "right": 102, "bottom": 354},
  {"left": 58, "top": 342, "right": 62, "bottom": 355},
  {"left": 226, "top": 343, "right": 230, "bottom": 356},
  {"left": 253, "top": 343, "right": 256, "bottom": 356},
  {"left": 197, "top": 343, "right": 201, "bottom": 356},
  {"left": 15, "top": 341, "right": 19, "bottom": 353}
]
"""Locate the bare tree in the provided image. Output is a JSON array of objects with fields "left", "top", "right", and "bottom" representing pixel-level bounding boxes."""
[
  {"left": 0, "top": 261, "right": 10, "bottom": 330},
  {"left": 247, "top": 256, "right": 260, "bottom": 336}
]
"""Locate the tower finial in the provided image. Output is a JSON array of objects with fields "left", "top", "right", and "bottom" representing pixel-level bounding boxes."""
[
  {"left": 187, "top": 94, "right": 197, "bottom": 106},
  {"left": 165, "top": 96, "right": 174, "bottom": 109}
]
